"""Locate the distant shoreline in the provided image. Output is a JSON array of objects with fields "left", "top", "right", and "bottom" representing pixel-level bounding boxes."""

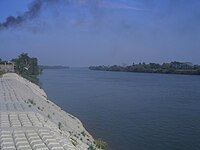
[
  {"left": 40, "top": 65, "right": 69, "bottom": 70},
  {"left": 89, "top": 61, "right": 200, "bottom": 76}
]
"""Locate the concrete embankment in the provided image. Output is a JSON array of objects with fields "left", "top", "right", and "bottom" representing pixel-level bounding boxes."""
[{"left": 0, "top": 73, "right": 96, "bottom": 150}]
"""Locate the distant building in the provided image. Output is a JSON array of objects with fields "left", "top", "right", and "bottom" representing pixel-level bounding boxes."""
[{"left": 0, "top": 62, "right": 15, "bottom": 73}]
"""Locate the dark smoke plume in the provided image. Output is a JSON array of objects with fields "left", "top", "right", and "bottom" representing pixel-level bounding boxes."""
[{"left": 0, "top": 0, "right": 63, "bottom": 29}]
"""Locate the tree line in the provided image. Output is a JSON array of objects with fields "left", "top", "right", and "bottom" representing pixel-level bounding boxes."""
[{"left": 89, "top": 61, "right": 200, "bottom": 75}]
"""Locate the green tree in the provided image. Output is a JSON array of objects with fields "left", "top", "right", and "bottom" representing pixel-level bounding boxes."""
[{"left": 12, "top": 53, "right": 40, "bottom": 83}]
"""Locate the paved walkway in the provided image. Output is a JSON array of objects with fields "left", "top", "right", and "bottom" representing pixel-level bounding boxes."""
[{"left": 0, "top": 75, "right": 77, "bottom": 150}]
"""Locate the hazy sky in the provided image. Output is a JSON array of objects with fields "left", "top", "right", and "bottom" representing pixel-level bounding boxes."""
[{"left": 0, "top": 0, "right": 200, "bottom": 66}]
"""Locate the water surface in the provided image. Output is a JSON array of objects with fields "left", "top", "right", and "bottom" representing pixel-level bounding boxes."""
[{"left": 39, "top": 68, "right": 200, "bottom": 150}]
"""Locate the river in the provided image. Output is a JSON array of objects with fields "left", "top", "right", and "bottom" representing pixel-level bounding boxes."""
[{"left": 39, "top": 68, "right": 200, "bottom": 150}]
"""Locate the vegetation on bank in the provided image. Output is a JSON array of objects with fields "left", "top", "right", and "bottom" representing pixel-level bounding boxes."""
[
  {"left": 94, "top": 139, "right": 108, "bottom": 150},
  {"left": 89, "top": 61, "right": 200, "bottom": 75},
  {"left": 88, "top": 139, "right": 108, "bottom": 150},
  {"left": 12, "top": 53, "right": 40, "bottom": 84}
]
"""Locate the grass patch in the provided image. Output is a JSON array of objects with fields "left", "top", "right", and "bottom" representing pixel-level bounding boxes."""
[
  {"left": 94, "top": 139, "right": 108, "bottom": 150},
  {"left": 24, "top": 99, "right": 36, "bottom": 107},
  {"left": 28, "top": 99, "right": 36, "bottom": 105},
  {"left": 71, "top": 138, "right": 78, "bottom": 146},
  {"left": 81, "top": 131, "right": 86, "bottom": 137},
  {"left": 37, "top": 106, "right": 44, "bottom": 111},
  {"left": 88, "top": 145, "right": 96, "bottom": 150}
]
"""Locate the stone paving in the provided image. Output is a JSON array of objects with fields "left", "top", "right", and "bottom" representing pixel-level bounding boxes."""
[{"left": 0, "top": 75, "right": 80, "bottom": 150}]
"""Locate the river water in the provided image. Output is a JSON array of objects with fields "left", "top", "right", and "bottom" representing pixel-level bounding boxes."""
[{"left": 39, "top": 68, "right": 200, "bottom": 150}]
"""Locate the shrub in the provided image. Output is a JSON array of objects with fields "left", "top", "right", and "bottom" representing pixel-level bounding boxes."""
[
  {"left": 88, "top": 145, "right": 96, "bottom": 150},
  {"left": 94, "top": 139, "right": 108, "bottom": 150}
]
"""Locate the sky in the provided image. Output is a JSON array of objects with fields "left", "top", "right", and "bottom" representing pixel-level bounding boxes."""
[{"left": 0, "top": 0, "right": 200, "bottom": 67}]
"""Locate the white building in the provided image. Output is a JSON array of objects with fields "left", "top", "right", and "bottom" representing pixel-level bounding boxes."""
[{"left": 0, "top": 62, "right": 15, "bottom": 73}]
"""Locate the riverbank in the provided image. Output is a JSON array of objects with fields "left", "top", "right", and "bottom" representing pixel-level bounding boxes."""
[
  {"left": 0, "top": 73, "right": 97, "bottom": 149},
  {"left": 89, "top": 61, "right": 200, "bottom": 75}
]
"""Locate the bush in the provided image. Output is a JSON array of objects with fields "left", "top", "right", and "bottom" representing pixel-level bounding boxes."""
[
  {"left": 12, "top": 53, "right": 40, "bottom": 84},
  {"left": 94, "top": 139, "right": 108, "bottom": 150},
  {"left": 88, "top": 145, "right": 96, "bottom": 150}
]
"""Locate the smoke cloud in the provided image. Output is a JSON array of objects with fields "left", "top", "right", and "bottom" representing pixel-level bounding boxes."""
[
  {"left": 0, "top": 0, "right": 73, "bottom": 30},
  {"left": 0, "top": 0, "right": 145, "bottom": 31},
  {"left": 0, "top": 0, "right": 95, "bottom": 30}
]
